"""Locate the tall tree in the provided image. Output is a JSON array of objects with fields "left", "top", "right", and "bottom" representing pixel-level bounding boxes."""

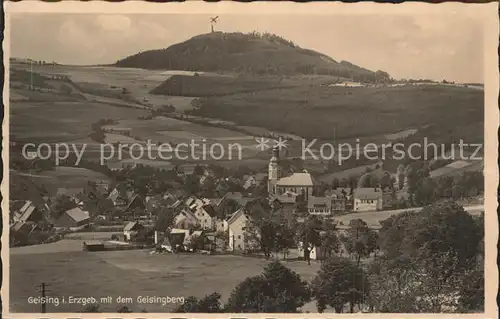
[
  {"left": 375, "top": 201, "right": 483, "bottom": 312},
  {"left": 312, "top": 257, "right": 369, "bottom": 313},
  {"left": 226, "top": 262, "right": 311, "bottom": 312},
  {"left": 340, "top": 219, "right": 378, "bottom": 266},
  {"left": 153, "top": 206, "right": 176, "bottom": 231}
]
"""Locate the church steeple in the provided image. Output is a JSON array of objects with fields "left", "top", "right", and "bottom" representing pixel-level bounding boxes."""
[{"left": 268, "top": 146, "right": 280, "bottom": 194}]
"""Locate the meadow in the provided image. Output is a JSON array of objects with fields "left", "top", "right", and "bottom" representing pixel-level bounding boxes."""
[
  {"left": 12, "top": 63, "right": 196, "bottom": 110},
  {"left": 193, "top": 84, "right": 484, "bottom": 141},
  {"left": 10, "top": 100, "right": 148, "bottom": 144},
  {"left": 101, "top": 116, "right": 263, "bottom": 160},
  {"left": 10, "top": 245, "right": 322, "bottom": 313},
  {"left": 10, "top": 167, "right": 110, "bottom": 198}
]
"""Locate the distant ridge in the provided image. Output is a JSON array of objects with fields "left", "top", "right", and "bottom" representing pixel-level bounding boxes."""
[{"left": 115, "top": 31, "right": 385, "bottom": 82}]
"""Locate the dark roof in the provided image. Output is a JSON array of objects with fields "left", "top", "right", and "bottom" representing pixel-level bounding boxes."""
[
  {"left": 124, "top": 221, "right": 143, "bottom": 231},
  {"left": 234, "top": 197, "right": 257, "bottom": 207},
  {"left": 18, "top": 201, "right": 40, "bottom": 222},
  {"left": 201, "top": 204, "right": 217, "bottom": 218},
  {"left": 307, "top": 197, "right": 332, "bottom": 210}
]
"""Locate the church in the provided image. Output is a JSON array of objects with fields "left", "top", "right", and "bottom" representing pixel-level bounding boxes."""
[{"left": 267, "top": 146, "right": 319, "bottom": 200}]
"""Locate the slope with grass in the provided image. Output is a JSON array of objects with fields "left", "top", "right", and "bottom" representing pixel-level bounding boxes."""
[{"left": 191, "top": 84, "right": 484, "bottom": 142}]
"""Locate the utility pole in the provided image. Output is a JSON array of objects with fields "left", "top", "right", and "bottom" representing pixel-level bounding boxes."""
[{"left": 36, "top": 282, "right": 50, "bottom": 313}]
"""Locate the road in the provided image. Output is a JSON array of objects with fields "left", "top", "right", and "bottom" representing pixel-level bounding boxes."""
[{"left": 335, "top": 204, "right": 484, "bottom": 229}]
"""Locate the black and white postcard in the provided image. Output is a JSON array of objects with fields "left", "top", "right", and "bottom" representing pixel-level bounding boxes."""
[{"left": 2, "top": 1, "right": 498, "bottom": 317}]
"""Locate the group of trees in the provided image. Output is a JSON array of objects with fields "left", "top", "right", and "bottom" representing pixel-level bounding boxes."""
[
  {"left": 79, "top": 201, "right": 483, "bottom": 314},
  {"left": 190, "top": 201, "right": 484, "bottom": 313},
  {"left": 371, "top": 201, "right": 484, "bottom": 312},
  {"left": 401, "top": 161, "right": 483, "bottom": 206}
]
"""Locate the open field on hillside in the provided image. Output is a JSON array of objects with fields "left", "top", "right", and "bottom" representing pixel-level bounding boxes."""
[
  {"left": 150, "top": 74, "right": 308, "bottom": 97},
  {"left": 11, "top": 63, "right": 196, "bottom": 110},
  {"left": 11, "top": 167, "right": 109, "bottom": 191},
  {"left": 10, "top": 248, "right": 322, "bottom": 313},
  {"left": 101, "top": 116, "right": 263, "bottom": 160},
  {"left": 10, "top": 100, "right": 149, "bottom": 143},
  {"left": 319, "top": 162, "right": 382, "bottom": 184},
  {"left": 193, "top": 85, "right": 484, "bottom": 141},
  {"left": 33, "top": 167, "right": 109, "bottom": 185}
]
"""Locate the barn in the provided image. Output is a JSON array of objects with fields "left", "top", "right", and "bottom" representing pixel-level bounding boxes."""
[{"left": 55, "top": 207, "right": 90, "bottom": 231}]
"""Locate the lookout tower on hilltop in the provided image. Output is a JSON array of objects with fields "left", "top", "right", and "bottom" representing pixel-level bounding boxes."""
[{"left": 210, "top": 16, "right": 219, "bottom": 33}]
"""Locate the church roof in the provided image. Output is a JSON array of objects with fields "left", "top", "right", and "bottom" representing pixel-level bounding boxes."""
[{"left": 277, "top": 172, "right": 318, "bottom": 187}]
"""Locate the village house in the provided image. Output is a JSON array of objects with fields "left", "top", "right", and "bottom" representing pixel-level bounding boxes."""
[
  {"left": 227, "top": 208, "right": 248, "bottom": 252},
  {"left": 194, "top": 204, "right": 218, "bottom": 230},
  {"left": 10, "top": 221, "right": 36, "bottom": 246},
  {"left": 353, "top": 188, "right": 383, "bottom": 212},
  {"left": 108, "top": 186, "right": 146, "bottom": 216},
  {"left": 297, "top": 241, "right": 324, "bottom": 260},
  {"left": 307, "top": 197, "right": 333, "bottom": 216},
  {"left": 324, "top": 188, "right": 349, "bottom": 214},
  {"left": 243, "top": 173, "right": 267, "bottom": 190},
  {"left": 54, "top": 207, "right": 90, "bottom": 231},
  {"left": 174, "top": 209, "right": 199, "bottom": 229},
  {"left": 13, "top": 200, "right": 47, "bottom": 223},
  {"left": 269, "top": 191, "right": 298, "bottom": 226},
  {"left": 123, "top": 221, "right": 145, "bottom": 241}
]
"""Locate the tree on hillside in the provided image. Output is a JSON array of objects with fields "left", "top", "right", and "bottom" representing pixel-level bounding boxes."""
[
  {"left": 274, "top": 222, "right": 296, "bottom": 260},
  {"left": 175, "top": 292, "right": 223, "bottom": 313},
  {"left": 186, "top": 234, "right": 207, "bottom": 251},
  {"left": 218, "top": 198, "right": 240, "bottom": 219},
  {"left": 379, "top": 172, "right": 393, "bottom": 189},
  {"left": 320, "top": 226, "right": 340, "bottom": 259},
  {"left": 225, "top": 261, "right": 311, "bottom": 313},
  {"left": 405, "top": 161, "right": 430, "bottom": 205},
  {"left": 457, "top": 269, "right": 484, "bottom": 312},
  {"left": 331, "top": 177, "right": 340, "bottom": 189},
  {"left": 366, "top": 256, "right": 424, "bottom": 312},
  {"left": 312, "top": 257, "right": 369, "bottom": 313},
  {"left": 374, "top": 201, "right": 483, "bottom": 312},
  {"left": 153, "top": 206, "right": 176, "bottom": 231},
  {"left": 413, "top": 176, "right": 436, "bottom": 205},
  {"left": 215, "top": 230, "right": 229, "bottom": 251},
  {"left": 396, "top": 164, "right": 406, "bottom": 190},
  {"left": 183, "top": 173, "right": 200, "bottom": 195},
  {"left": 194, "top": 165, "right": 205, "bottom": 176},
  {"left": 340, "top": 219, "right": 378, "bottom": 266}
]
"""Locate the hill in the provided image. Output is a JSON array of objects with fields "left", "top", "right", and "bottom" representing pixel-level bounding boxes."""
[
  {"left": 190, "top": 84, "right": 484, "bottom": 142},
  {"left": 115, "top": 32, "right": 384, "bottom": 81}
]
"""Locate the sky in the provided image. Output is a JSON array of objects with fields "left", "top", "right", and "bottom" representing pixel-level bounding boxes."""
[{"left": 10, "top": 13, "right": 484, "bottom": 83}]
